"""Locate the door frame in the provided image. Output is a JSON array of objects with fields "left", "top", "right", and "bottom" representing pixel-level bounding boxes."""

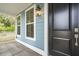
[{"left": 48, "top": 3, "right": 54, "bottom": 55}]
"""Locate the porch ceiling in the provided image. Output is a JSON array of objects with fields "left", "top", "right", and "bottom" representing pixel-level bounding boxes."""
[{"left": 0, "top": 3, "right": 32, "bottom": 16}]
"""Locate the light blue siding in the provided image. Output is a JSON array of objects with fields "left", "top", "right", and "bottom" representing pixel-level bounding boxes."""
[{"left": 17, "top": 4, "right": 44, "bottom": 50}]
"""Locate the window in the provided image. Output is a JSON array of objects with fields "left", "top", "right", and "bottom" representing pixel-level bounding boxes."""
[
  {"left": 17, "top": 15, "right": 21, "bottom": 36},
  {"left": 25, "top": 5, "right": 36, "bottom": 41}
]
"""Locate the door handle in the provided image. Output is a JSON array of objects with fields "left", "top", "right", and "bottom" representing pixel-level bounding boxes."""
[
  {"left": 74, "top": 34, "right": 78, "bottom": 46},
  {"left": 75, "top": 38, "right": 78, "bottom": 46}
]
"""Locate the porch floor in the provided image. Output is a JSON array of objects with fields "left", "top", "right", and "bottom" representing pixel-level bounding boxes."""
[{"left": 0, "top": 41, "right": 41, "bottom": 56}]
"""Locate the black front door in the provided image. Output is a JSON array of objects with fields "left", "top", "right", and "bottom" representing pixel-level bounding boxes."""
[{"left": 48, "top": 3, "right": 79, "bottom": 56}]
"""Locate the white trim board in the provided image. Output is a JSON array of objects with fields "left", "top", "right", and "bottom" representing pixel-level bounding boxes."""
[
  {"left": 44, "top": 3, "right": 48, "bottom": 56},
  {"left": 16, "top": 39, "right": 46, "bottom": 56}
]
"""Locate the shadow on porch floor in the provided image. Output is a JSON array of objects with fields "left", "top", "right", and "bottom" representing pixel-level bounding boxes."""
[{"left": 0, "top": 41, "right": 41, "bottom": 56}]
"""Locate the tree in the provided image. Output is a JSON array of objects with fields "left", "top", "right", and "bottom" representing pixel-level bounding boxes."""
[
  {"left": 0, "top": 15, "right": 5, "bottom": 23},
  {"left": 4, "top": 18, "right": 11, "bottom": 27},
  {"left": 0, "top": 15, "right": 15, "bottom": 27}
]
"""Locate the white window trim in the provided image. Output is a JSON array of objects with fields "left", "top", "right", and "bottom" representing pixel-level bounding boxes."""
[
  {"left": 25, "top": 4, "right": 36, "bottom": 41},
  {"left": 16, "top": 14, "right": 22, "bottom": 37}
]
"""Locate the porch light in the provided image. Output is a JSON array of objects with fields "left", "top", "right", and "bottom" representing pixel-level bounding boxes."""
[{"left": 36, "top": 5, "right": 43, "bottom": 16}]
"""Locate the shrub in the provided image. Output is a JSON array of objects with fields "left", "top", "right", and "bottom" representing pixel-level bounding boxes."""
[
  {"left": 0, "top": 14, "right": 15, "bottom": 32},
  {"left": 0, "top": 26, "right": 5, "bottom": 32},
  {"left": 0, "top": 25, "right": 15, "bottom": 32},
  {"left": 5, "top": 25, "right": 15, "bottom": 31}
]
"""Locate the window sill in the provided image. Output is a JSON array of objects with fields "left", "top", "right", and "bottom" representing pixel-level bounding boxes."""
[
  {"left": 17, "top": 35, "right": 21, "bottom": 37},
  {"left": 25, "top": 37, "right": 36, "bottom": 41}
]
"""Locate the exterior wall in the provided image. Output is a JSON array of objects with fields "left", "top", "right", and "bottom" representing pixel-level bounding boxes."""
[{"left": 16, "top": 4, "right": 44, "bottom": 51}]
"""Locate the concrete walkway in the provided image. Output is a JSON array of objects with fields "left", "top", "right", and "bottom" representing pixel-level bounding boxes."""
[
  {"left": 0, "top": 32, "right": 15, "bottom": 43},
  {"left": 0, "top": 41, "right": 41, "bottom": 56}
]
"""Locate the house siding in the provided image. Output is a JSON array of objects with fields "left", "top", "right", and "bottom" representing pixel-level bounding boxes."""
[{"left": 17, "top": 4, "right": 44, "bottom": 50}]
